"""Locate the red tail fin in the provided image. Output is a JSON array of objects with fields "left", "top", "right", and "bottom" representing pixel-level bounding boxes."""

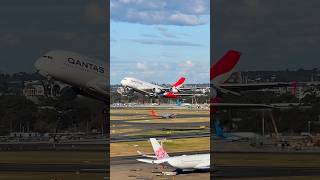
[
  {"left": 151, "top": 109, "right": 158, "bottom": 118},
  {"left": 172, "top": 77, "right": 186, "bottom": 88},
  {"left": 291, "top": 81, "right": 297, "bottom": 95},
  {"left": 211, "top": 50, "right": 241, "bottom": 84}
]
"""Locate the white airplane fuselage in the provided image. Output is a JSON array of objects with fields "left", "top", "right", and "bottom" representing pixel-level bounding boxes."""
[
  {"left": 165, "top": 154, "right": 210, "bottom": 170},
  {"left": 121, "top": 77, "right": 163, "bottom": 92},
  {"left": 34, "top": 50, "right": 108, "bottom": 99}
]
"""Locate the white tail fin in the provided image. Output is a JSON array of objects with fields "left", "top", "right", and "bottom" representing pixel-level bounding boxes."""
[{"left": 150, "top": 138, "right": 169, "bottom": 160}]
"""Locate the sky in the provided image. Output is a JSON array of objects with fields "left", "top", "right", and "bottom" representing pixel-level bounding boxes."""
[
  {"left": 3, "top": 0, "right": 320, "bottom": 83},
  {"left": 213, "top": 0, "right": 320, "bottom": 71},
  {"left": 0, "top": 0, "right": 106, "bottom": 74},
  {"left": 110, "top": 0, "right": 210, "bottom": 84}
]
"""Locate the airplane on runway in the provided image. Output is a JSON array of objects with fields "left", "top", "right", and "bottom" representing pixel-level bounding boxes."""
[
  {"left": 118, "top": 77, "right": 202, "bottom": 99},
  {"left": 150, "top": 109, "right": 176, "bottom": 119},
  {"left": 34, "top": 50, "right": 108, "bottom": 102},
  {"left": 214, "top": 120, "right": 257, "bottom": 141},
  {"left": 137, "top": 138, "right": 210, "bottom": 172}
]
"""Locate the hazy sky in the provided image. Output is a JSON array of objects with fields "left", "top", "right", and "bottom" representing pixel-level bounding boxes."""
[
  {"left": 110, "top": 0, "right": 210, "bottom": 84},
  {"left": 0, "top": 0, "right": 106, "bottom": 74},
  {"left": 213, "top": 0, "right": 320, "bottom": 71}
]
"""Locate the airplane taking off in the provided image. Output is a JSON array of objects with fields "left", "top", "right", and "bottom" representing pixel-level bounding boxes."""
[
  {"left": 118, "top": 77, "right": 199, "bottom": 99},
  {"left": 150, "top": 109, "right": 176, "bottom": 119},
  {"left": 137, "top": 138, "right": 210, "bottom": 172},
  {"left": 34, "top": 50, "right": 108, "bottom": 102}
]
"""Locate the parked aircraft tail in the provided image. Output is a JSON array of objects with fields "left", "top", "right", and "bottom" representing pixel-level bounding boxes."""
[
  {"left": 150, "top": 109, "right": 158, "bottom": 118},
  {"left": 214, "top": 120, "right": 224, "bottom": 138},
  {"left": 150, "top": 138, "right": 170, "bottom": 160},
  {"left": 176, "top": 99, "right": 182, "bottom": 106}
]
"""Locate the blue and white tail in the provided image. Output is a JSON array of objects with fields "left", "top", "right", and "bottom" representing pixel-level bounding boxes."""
[
  {"left": 176, "top": 99, "right": 182, "bottom": 106},
  {"left": 214, "top": 120, "right": 225, "bottom": 138}
]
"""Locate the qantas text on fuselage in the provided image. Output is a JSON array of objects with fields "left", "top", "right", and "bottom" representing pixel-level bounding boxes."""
[{"left": 35, "top": 50, "right": 108, "bottom": 102}]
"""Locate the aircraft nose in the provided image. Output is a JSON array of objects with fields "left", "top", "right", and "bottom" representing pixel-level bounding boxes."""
[
  {"left": 120, "top": 79, "right": 126, "bottom": 85},
  {"left": 35, "top": 57, "right": 44, "bottom": 69}
]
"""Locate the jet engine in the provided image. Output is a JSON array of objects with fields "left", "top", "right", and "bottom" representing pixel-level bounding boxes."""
[
  {"left": 152, "top": 88, "right": 162, "bottom": 93},
  {"left": 49, "top": 83, "right": 77, "bottom": 100},
  {"left": 117, "top": 87, "right": 134, "bottom": 95},
  {"left": 170, "top": 87, "right": 178, "bottom": 93}
]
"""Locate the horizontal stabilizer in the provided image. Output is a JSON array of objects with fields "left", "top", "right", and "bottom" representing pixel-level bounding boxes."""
[
  {"left": 137, "top": 151, "right": 157, "bottom": 158},
  {"left": 136, "top": 158, "right": 167, "bottom": 164}
]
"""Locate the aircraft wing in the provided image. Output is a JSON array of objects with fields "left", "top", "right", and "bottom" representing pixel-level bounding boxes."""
[
  {"left": 131, "top": 88, "right": 154, "bottom": 96},
  {"left": 161, "top": 87, "right": 205, "bottom": 91},
  {"left": 194, "top": 161, "right": 210, "bottom": 170},
  {"left": 211, "top": 103, "right": 276, "bottom": 109},
  {"left": 136, "top": 158, "right": 167, "bottom": 164},
  {"left": 137, "top": 151, "right": 157, "bottom": 158},
  {"left": 219, "top": 82, "right": 293, "bottom": 91},
  {"left": 175, "top": 93, "right": 202, "bottom": 97}
]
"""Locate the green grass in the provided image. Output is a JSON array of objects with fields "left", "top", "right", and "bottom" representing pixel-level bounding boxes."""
[
  {"left": 128, "top": 129, "right": 209, "bottom": 137},
  {"left": 111, "top": 137, "right": 210, "bottom": 157},
  {"left": 0, "top": 151, "right": 106, "bottom": 164}
]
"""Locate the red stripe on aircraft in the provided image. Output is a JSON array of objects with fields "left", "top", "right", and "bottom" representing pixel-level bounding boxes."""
[
  {"left": 210, "top": 50, "right": 241, "bottom": 81},
  {"left": 172, "top": 77, "right": 186, "bottom": 87}
]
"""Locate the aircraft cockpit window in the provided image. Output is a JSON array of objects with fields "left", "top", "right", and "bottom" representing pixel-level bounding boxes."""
[{"left": 42, "top": 55, "right": 53, "bottom": 59}]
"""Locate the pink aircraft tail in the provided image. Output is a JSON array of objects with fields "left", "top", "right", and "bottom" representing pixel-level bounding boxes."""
[
  {"left": 211, "top": 50, "right": 241, "bottom": 84},
  {"left": 150, "top": 138, "right": 170, "bottom": 160}
]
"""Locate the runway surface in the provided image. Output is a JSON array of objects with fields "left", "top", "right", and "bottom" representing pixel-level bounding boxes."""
[
  {"left": 111, "top": 152, "right": 320, "bottom": 179},
  {"left": 0, "top": 163, "right": 107, "bottom": 173},
  {"left": 213, "top": 166, "right": 320, "bottom": 179}
]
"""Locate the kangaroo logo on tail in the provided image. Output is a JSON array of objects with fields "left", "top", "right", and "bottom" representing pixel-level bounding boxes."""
[
  {"left": 172, "top": 77, "right": 186, "bottom": 89},
  {"left": 211, "top": 50, "right": 241, "bottom": 84},
  {"left": 150, "top": 138, "right": 169, "bottom": 160}
]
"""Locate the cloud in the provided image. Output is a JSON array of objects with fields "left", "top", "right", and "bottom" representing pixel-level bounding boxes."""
[
  {"left": 131, "top": 39, "right": 204, "bottom": 47},
  {"left": 179, "top": 60, "right": 194, "bottom": 67},
  {"left": 214, "top": 0, "right": 320, "bottom": 71},
  {"left": 0, "top": 33, "right": 20, "bottom": 47},
  {"left": 140, "top": 33, "right": 159, "bottom": 38},
  {"left": 156, "top": 27, "right": 176, "bottom": 38},
  {"left": 136, "top": 62, "right": 148, "bottom": 70},
  {"left": 111, "top": 0, "right": 209, "bottom": 26},
  {"left": 63, "top": 32, "right": 79, "bottom": 40}
]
